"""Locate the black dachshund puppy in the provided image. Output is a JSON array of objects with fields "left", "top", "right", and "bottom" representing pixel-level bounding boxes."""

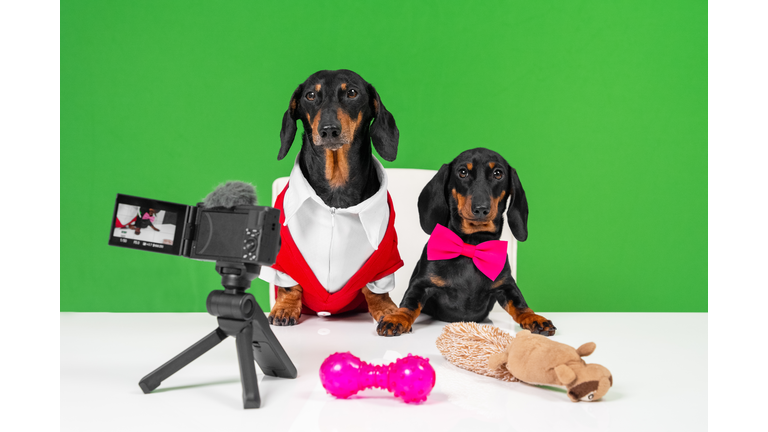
[
  {"left": 377, "top": 148, "right": 556, "bottom": 336},
  {"left": 267, "top": 70, "right": 403, "bottom": 327}
]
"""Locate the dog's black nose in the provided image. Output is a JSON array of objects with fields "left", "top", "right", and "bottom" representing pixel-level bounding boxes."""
[
  {"left": 472, "top": 204, "right": 490, "bottom": 217},
  {"left": 320, "top": 125, "right": 341, "bottom": 139}
]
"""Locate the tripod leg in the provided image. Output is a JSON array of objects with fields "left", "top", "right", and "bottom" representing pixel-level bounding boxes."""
[
  {"left": 139, "top": 328, "right": 227, "bottom": 394},
  {"left": 235, "top": 322, "right": 261, "bottom": 408}
]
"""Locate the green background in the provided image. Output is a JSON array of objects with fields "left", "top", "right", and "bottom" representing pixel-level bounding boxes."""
[{"left": 61, "top": 0, "right": 707, "bottom": 313}]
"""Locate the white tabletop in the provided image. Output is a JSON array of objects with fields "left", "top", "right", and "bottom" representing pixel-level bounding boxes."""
[{"left": 61, "top": 310, "right": 707, "bottom": 431}]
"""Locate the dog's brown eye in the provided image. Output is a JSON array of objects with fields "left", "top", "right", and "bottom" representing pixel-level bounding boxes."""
[
  {"left": 347, "top": 89, "right": 358, "bottom": 99},
  {"left": 306, "top": 92, "right": 316, "bottom": 101},
  {"left": 493, "top": 169, "right": 504, "bottom": 180},
  {"left": 458, "top": 168, "right": 468, "bottom": 178}
]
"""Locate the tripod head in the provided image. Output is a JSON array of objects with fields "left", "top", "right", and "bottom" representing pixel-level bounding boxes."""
[{"left": 207, "top": 261, "right": 261, "bottom": 321}]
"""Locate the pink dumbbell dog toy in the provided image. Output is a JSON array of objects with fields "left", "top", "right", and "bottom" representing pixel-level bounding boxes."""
[{"left": 319, "top": 352, "right": 436, "bottom": 404}]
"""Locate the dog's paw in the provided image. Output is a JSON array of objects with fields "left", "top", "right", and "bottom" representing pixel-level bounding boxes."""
[
  {"left": 268, "top": 307, "right": 301, "bottom": 326},
  {"left": 376, "top": 312, "right": 414, "bottom": 337},
  {"left": 369, "top": 304, "right": 398, "bottom": 323},
  {"left": 519, "top": 314, "right": 556, "bottom": 336}
]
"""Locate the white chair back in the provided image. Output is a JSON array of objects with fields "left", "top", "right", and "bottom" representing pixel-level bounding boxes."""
[{"left": 269, "top": 168, "right": 517, "bottom": 309}]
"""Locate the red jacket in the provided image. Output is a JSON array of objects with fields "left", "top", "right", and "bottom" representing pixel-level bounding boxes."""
[{"left": 270, "top": 184, "right": 404, "bottom": 315}]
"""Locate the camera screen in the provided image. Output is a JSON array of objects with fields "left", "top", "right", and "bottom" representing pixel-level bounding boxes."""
[{"left": 108, "top": 194, "right": 191, "bottom": 256}]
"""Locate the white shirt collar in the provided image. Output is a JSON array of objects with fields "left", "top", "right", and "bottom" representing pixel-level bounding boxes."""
[{"left": 282, "top": 155, "right": 390, "bottom": 250}]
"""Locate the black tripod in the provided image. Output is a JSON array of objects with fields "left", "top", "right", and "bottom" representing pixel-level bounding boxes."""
[{"left": 138, "top": 261, "right": 297, "bottom": 409}]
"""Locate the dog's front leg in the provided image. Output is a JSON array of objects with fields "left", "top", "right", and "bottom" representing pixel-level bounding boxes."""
[
  {"left": 376, "top": 278, "right": 434, "bottom": 337},
  {"left": 362, "top": 286, "right": 398, "bottom": 323},
  {"left": 492, "top": 279, "right": 556, "bottom": 336},
  {"left": 269, "top": 285, "right": 303, "bottom": 326}
]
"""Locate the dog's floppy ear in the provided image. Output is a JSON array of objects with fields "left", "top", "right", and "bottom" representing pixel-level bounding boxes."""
[
  {"left": 368, "top": 84, "right": 399, "bottom": 161},
  {"left": 418, "top": 164, "right": 451, "bottom": 234},
  {"left": 507, "top": 166, "right": 529, "bottom": 241},
  {"left": 278, "top": 85, "right": 303, "bottom": 161}
]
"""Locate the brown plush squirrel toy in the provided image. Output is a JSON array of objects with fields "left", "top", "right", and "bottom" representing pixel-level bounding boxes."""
[{"left": 436, "top": 323, "right": 613, "bottom": 402}]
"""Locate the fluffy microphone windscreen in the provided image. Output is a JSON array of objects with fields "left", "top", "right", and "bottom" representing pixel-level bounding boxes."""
[{"left": 202, "top": 181, "right": 257, "bottom": 208}]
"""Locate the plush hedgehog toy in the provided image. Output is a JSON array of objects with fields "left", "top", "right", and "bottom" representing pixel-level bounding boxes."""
[{"left": 436, "top": 322, "right": 613, "bottom": 402}]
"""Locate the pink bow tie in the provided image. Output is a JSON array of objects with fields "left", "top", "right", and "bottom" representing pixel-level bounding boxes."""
[
  {"left": 142, "top": 213, "right": 155, "bottom": 222},
  {"left": 427, "top": 224, "right": 508, "bottom": 281}
]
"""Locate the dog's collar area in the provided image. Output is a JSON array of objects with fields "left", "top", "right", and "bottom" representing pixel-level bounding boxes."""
[
  {"left": 460, "top": 243, "right": 477, "bottom": 259},
  {"left": 282, "top": 154, "right": 389, "bottom": 250},
  {"left": 427, "top": 224, "right": 508, "bottom": 281}
]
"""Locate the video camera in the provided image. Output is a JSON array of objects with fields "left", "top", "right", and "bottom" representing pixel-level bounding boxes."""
[
  {"left": 108, "top": 190, "right": 296, "bottom": 409},
  {"left": 108, "top": 193, "right": 281, "bottom": 266}
]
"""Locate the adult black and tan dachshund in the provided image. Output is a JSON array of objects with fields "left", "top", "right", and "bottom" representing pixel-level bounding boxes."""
[
  {"left": 377, "top": 148, "right": 556, "bottom": 337},
  {"left": 270, "top": 69, "right": 401, "bottom": 326}
]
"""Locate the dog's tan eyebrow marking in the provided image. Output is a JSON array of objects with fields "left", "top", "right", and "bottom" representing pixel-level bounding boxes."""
[
  {"left": 466, "top": 163, "right": 473, "bottom": 171},
  {"left": 340, "top": 83, "right": 347, "bottom": 91},
  {"left": 491, "top": 277, "right": 505, "bottom": 289},
  {"left": 489, "top": 162, "right": 495, "bottom": 169},
  {"left": 315, "top": 84, "right": 321, "bottom": 91}
]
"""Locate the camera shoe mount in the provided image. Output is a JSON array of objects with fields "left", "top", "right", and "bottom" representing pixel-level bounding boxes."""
[{"left": 138, "top": 261, "right": 297, "bottom": 409}]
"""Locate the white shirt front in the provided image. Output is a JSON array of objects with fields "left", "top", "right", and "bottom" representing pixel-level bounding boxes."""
[{"left": 258, "top": 155, "right": 395, "bottom": 294}]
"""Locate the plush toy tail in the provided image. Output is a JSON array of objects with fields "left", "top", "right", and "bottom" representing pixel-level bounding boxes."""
[{"left": 435, "top": 322, "right": 518, "bottom": 382}]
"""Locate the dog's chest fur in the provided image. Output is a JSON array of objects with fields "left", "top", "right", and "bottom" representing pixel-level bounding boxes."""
[{"left": 419, "top": 244, "right": 509, "bottom": 322}]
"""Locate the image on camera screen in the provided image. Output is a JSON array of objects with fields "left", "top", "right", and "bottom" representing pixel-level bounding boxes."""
[{"left": 113, "top": 204, "right": 177, "bottom": 246}]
